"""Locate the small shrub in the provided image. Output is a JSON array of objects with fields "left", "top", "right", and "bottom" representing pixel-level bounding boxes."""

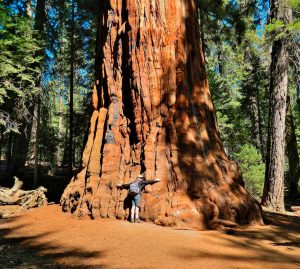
[{"left": 234, "top": 144, "right": 265, "bottom": 199}]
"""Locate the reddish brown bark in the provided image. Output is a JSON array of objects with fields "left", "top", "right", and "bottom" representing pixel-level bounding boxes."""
[{"left": 61, "top": 0, "right": 263, "bottom": 229}]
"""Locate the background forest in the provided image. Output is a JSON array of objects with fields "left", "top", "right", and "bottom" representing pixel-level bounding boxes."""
[{"left": 0, "top": 0, "right": 299, "bottom": 202}]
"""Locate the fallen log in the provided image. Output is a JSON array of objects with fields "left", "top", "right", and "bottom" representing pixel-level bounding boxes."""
[
  {"left": 0, "top": 177, "right": 47, "bottom": 210},
  {"left": 291, "top": 206, "right": 300, "bottom": 212}
]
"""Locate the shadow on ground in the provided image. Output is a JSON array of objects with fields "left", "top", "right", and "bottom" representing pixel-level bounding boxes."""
[
  {"left": 172, "top": 211, "right": 300, "bottom": 267},
  {"left": 0, "top": 216, "right": 106, "bottom": 269}
]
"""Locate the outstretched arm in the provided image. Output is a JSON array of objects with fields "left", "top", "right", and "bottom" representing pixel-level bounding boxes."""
[
  {"left": 141, "top": 178, "right": 161, "bottom": 187},
  {"left": 116, "top": 182, "right": 131, "bottom": 190}
]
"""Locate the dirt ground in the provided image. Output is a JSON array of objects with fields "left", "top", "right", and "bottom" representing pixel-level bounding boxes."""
[{"left": 0, "top": 205, "right": 299, "bottom": 269}]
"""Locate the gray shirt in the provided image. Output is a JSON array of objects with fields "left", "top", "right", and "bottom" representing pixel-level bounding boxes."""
[{"left": 118, "top": 179, "right": 157, "bottom": 193}]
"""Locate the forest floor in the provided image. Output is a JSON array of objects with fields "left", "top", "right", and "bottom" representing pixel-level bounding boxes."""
[{"left": 0, "top": 205, "right": 300, "bottom": 269}]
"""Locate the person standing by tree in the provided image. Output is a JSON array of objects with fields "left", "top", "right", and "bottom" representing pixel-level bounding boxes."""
[{"left": 117, "top": 175, "right": 160, "bottom": 223}]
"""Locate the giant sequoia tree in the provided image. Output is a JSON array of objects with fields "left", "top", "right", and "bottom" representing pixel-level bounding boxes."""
[{"left": 61, "top": 0, "right": 263, "bottom": 229}]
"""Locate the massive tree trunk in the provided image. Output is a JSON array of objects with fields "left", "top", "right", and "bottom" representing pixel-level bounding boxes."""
[
  {"left": 261, "top": 0, "right": 291, "bottom": 211},
  {"left": 61, "top": 0, "right": 263, "bottom": 229}
]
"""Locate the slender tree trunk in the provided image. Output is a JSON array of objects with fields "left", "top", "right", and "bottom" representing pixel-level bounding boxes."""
[
  {"left": 27, "top": 106, "right": 37, "bottom": 163},
  {"left": 6, "top": 132, "right": 12, "bottom": 172},
  {"left": 257, "top": 93, "right": 266, "bottom": 160},
  {"left": 33, "top": 96, "right": 41, "bottom": 187},
  {"left": 10, "top": 125, "right": 32, "bottom": 176},
  {"left": 285, "top": 96, "right": 300, "bottom": 196},
  {"left": 62, "top": 127, "right": 69, "bottom": 166},
  {"left": 0, "top": 126, "right": 3, "bottom": 160},
  {"left": 245, "top": 44, "right": 263, "bottom": 154},
  {"left": 26, "top": 0, "right": 45, "bottom": 185},
  {"left": 69, "top": 0, "right": 75, "bottom": 176},
  {"left": 249, "top": 91, "right": 262, "bottom": 153},
  {"left": 261, "top": 0, "right": 292, "bottom": 211},
  {"left": 9, "top": 0, "right": 40, "bottom": 176},
  {"left": 32, "top": 0, "right": 45, "bottom": 186},
  {"left": 218, "top": 49, "right": 223, "bottom": 77},
  {"left": 27, "top": 96, "right": 40, "bottom": 186},
  {"left": 244, "top": 46, "right": 263, "bottom": 155},
  {"left": 57, "top": 91, "right": 63, "bottom": 166},
  {"left": 61, "top": 0, "right": 263, "bottom": 229}
]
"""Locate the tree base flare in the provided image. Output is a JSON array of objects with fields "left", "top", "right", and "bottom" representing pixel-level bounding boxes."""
[{"left": 61, "top": 147, "right": 263, "bottom": 230}]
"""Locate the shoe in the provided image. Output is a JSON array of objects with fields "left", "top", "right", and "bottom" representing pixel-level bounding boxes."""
[
  {"left": 130, "top": 218, "right": 134, "bottom": 223},
  {"left": 135, "top": 218, "right": 142, "bottom": 223}
]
